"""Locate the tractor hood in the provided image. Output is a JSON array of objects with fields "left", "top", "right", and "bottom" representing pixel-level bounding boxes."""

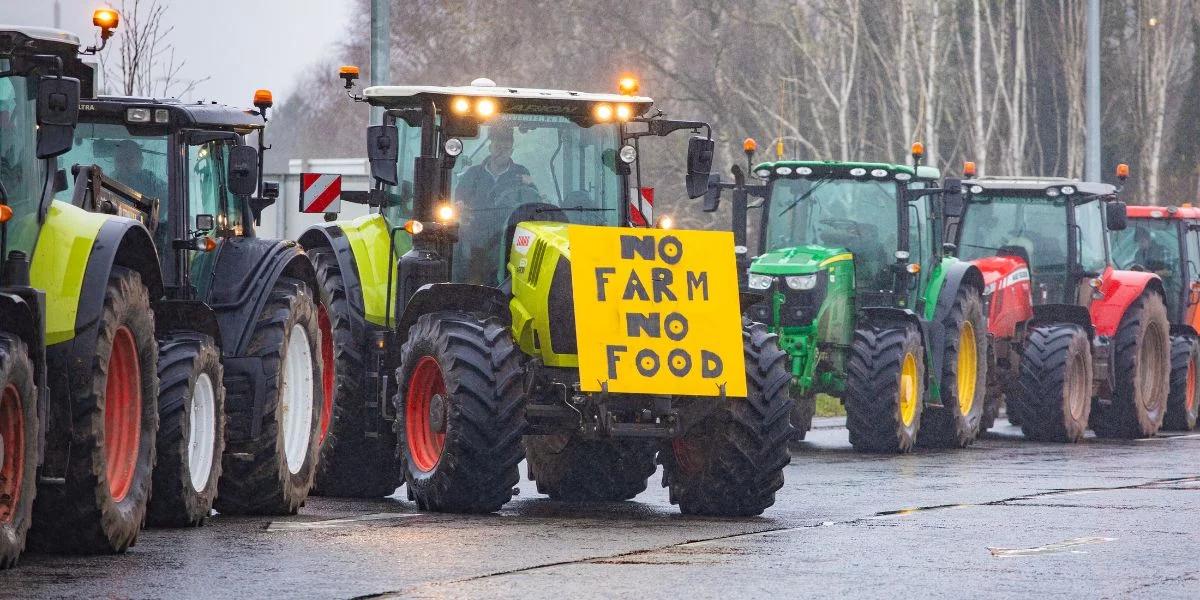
[{"left": 750, "top": 245, "right": 848, "bottom": 276}]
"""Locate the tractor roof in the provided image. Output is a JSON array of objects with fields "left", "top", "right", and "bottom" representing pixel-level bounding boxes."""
[
  {"left": 752, "top": 160, "right": 940, "bottom": 180},
  {"left": 963, "top": 177, "right": 1115, "bottom": 197},
  {"left": 363, "top": 82, "right": 654, "bottom": 118},
  {"left": 1126, "top": 205, "right": 1200, "bottom": 220},
  {"left": 0, "top": 25, "right": 81, "bottom": 56},
  {"left": 82, "top": 96, "right": 264, "bottom": 133}
]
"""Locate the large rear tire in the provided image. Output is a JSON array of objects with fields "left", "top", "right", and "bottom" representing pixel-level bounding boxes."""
[
  {"left": 919, "top": 286, "right": 988, "bottom": 448},
  {"left": 215, "top": 278, "right": 322, "bottom": 515},
  {"left": 309, "top": 248, "right": 401, "bottom": 498},
  {"left": 525, "top": 436, "right": 656, "bottom": 501},
  {"left": 845, "top": 324, "right": 924, "bottom": 453},
  {"left": 661, "top": 322, "right": 793, "bottom": 517},
  {"left": 1163, "top": 335, "right": 1199, "bottom": 431},
  {"left": 147, "top": 335, "right": 225, "bottom": 527},
  {"left": 395, "top": 311, "right": 524, "bottom": 513},
  {"left": 0, "top": 334, "right": 37, "bottom": 569},
  {"left": 29, "top": 267, "right": 158, "bottom": 554},
  {"left": 1012, "top": 323, "right": 1092, "bottom": 442},
  {"left": 1092, "top": 292, "right": 1170, "bottom": 439}
]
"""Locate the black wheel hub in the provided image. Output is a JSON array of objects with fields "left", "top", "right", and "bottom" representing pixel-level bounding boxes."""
[{"left": 429, "top": 393, "right": 447, "bottom": 433}]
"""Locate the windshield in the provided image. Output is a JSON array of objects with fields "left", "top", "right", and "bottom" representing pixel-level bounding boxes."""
[
  {"left": 1113, "top": 218, "right": 1182, "bottom": 314},
  {"left": 389, "top": 115, "right": 622, "bottom": 285},
  {"left": 0, "top": 65, "right": 44, "bottom": 256},
  {"left": 765, "top": 176, "right": 899, "bottom": 291},
  {"left": 58, "top": 122, "right": 169, "bottom": 230},
  {"left": 959, "top": 195, "right": 1069, "bottom": 274}
]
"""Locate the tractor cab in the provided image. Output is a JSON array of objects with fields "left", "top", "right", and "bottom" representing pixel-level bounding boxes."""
[
  {"left": 1112, "top": 205, "right": 1200, "bottom": 328},
  {"left": 55, "top": 95, "right": 274, "bottom": 299}
]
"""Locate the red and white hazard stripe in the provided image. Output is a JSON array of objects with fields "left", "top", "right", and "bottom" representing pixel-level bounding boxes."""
[
  {"left": 628, "top": 187, "right": 654, "bottom": 227},
  {"left": 300, "top": 173, "right": 342, "bottom": 214}
]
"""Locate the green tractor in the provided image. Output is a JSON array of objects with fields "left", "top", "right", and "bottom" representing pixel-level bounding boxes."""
[
  {"left": 56, "top": 90, "right": 327, "bottom": 520},
  {"left": 1, "top": 17, "right": 170, "bottom": 565},
  {"left": 301, "top": 73, "right": 793, "bottom": 515},
  {"left": 707, "top": 144, "right": 987, "bottom": 452}
]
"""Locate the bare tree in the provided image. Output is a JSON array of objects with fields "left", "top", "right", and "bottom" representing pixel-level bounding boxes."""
[{"left": 99, "top": 0, "right": 209, "bottom": 98}]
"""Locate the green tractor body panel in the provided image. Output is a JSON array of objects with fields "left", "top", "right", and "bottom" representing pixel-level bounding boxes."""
[
  {"left": 753, "top": 159, "right": 940, "bottom": 181},
  {"left": 338, "top": 212, "right": 413, "bottom": 326},
  {"left": 29, "top": 200, "right": 109, "bottom": 344},
  {"left": 748, "top": 246, "right": 855, "bottom": 396},
  {"left": 506, "top": 221, "right": 576, "bottom": 368}
]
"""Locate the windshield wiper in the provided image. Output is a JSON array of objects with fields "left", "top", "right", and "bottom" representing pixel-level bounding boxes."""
[
  {"left": 779, "top": 176, "right": 835, "bottom": 216},
  {"left": 537, "top": 206, "right": 613, "bottom": 213}
]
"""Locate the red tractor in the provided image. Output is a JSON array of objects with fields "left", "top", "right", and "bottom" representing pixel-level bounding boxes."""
[
  {"left": 1111, "top": 205, "right": 1200, "bottom": 430},
  {"left": 948, "top": 167, "right": 1171, "bottom": 441}
]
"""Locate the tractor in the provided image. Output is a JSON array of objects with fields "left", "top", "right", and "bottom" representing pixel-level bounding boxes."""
[
  {"left": 56, "top": 91, "right": 327, "bottom": 519},
  {"left": 1110, "top": 204, "right": 1200, "bottom": 430},
  {"left": 1, "top": 15, "right": 170, "bottom": 564},
  {"left": 706, "top": 143, "right": 988, "bottom": 453},
  {"left": 951, "top": 168, "right": 1171, "bottom": 441},
  {"left": 300, "top": 73, "right": 793, "bottom": 516}
]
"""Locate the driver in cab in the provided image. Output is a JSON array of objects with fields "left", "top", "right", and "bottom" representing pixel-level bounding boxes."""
[{"left": 456, "top": 124, "right": 533, "bottom": 207}]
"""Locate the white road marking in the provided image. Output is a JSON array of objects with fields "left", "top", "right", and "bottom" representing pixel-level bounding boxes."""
[{"left": 267, "top": 513, "right": 422, "bottom": 532}]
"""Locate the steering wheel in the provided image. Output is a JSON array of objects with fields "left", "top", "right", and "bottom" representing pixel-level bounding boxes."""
[
  {"left": 492, "top": 182, "right": 542, "bottom": 212},
  {"left": 1128, "top": 263, "right": 1148, "bottom": 272}
]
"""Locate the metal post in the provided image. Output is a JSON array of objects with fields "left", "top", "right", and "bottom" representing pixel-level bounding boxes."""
[
  {"left": 53, "top": 1, "right": 61, "bottom": 28},
  {"left": 370, "top": 0, "right": 390, "bottom": 125},
  {"left": 1085, "top": 0, "right": 1101, "bottom": 181}
]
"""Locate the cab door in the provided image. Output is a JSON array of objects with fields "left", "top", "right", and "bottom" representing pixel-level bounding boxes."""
[
  {"left": 1184, "top": 223, "right": 1200, "bottom": 331},
  {"left": 183, "top": 133, "right": 242, "bottom": 298}
]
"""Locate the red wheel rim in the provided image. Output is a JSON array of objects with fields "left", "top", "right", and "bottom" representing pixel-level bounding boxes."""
[
  {"left": 317, "top": 306, "right": 335, "bottom": 444},
  {"left": 672, "top": 438, "right": 701, "bottom": 475},
  {"left": 405, "top": 356, "right": 446, "bottom": 473},
  {"left": 0, "top": 384, "right": 24, "bottom": 524},
  {"left": 1187, "top": 361, "right": 1197, "bottom": 413},
  {"left": 104, "top": 326, "right": 142, "bottom": 502}
]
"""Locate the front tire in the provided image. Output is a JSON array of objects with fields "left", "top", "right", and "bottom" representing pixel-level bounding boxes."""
[
  {"left": 661, "top": 322, "right": 793, "bottom": 517},
  {"left": 147, "top": 335, "right": 225, "bottom": 527},
  {"left": 845, "top": 324, "right": 924, "bottom": 453},
  {"left": 1012, "top": 324, "right": 1092, "bottom": 442},
  {"left": 395, "top": 311, "right": 524, "bottom": 513},
  {"left": 29, "top": 267, "right": 158, "bottom": 554},
  {"left": 215, "top": 278, "right": 322, "bottom": 515},
  {"left": 1092, "top": 292, "right": 1170, "bottom": 439},
  {"left": 919, "top": 286, "right": 988, "bottom": 448},
  {"left": 309, "top": 248, "right": 401, "bottom": 498},
  {"left": 1161, "top": 335, "right": 1198, "bottom": 431},
  {"left": 525, "top": 436, "right": 656, "bottom": 501},
  {"left": 0, "top": 334, "right": 37, "bottom": 569}
]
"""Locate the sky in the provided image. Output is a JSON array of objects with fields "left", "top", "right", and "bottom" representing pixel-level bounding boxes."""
[{"left": 3, "top": 0, "right": 354, "bottom": 105}]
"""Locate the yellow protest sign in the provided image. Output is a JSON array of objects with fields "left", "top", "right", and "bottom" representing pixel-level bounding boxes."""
[{"left": 568, "top": 225, "right": 746, "bottom": 397}]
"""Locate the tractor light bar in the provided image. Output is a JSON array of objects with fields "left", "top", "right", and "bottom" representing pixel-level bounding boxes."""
[
  {"left": 747, "top": 273, "right": 773, "bottom": 290},
  {"left": 474, "top": 98, "right": 497, "bottom": 118},
  {"left": 871, "top": 168, "right": 888, "bottom": 178},
  {"left": 895, "top": 173, "right": 912, "bottom": 181},
  {"left": 849, "top": 167, "right": 867, "bottom": 177},
  {"left": 126, "top": 108, "right": 151, "bottom": 123},
  {"left": 1045, "top": 188, "right": 1060, "bottom": 198},
  {"left": 1060, "top": 185, "right": 1076, "bottom": 195},
  {"left": 451, "top": 96, "right": 471, "bottom": 114},
  {"left": 970, "top": 185, "right": 983, "bottom": 194},
  {"left": 796, "top": 166, "right": 813, "bottom": 175},
  {"left": 615, "top": 103, "right": 633, "bottom": 121},
  {"left": 785, "top": 274, "right": 818, "bottom": 290},
  {"left": 754, "top": 168, "right": 771, "bottom": 178},
  {"left": 154, "top": 109, "right": 169, "bottom": 123},
  {"left": 594, "top": 103, "right": 614, "bottom": 122},
  {"left": 775, "top": 166, "right": 793, "bottom": 176}
]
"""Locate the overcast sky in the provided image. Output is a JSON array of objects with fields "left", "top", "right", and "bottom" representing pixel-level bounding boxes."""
[{"left": 4, "top": 0, "right": 353, "bottom": 105}]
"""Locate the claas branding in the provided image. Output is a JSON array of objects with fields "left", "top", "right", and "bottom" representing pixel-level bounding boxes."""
[{"left": 571, "top": 226, "right": 745, "bottom": 396}]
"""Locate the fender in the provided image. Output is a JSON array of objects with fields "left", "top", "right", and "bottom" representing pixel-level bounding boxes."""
[
  {"left": 859, "top": 306, "right": 938, "bottom": 402},
  {"left": 299, "top": 223, "right": 367, "bottom": 322},
  {"left": 300, "top": 214, "right": 412, "bottom": 327},
  {"left": 1031, "top": 303, "right": 1095, "bottom": 339},
  {"left": 922, "top": 259, "right": 985, "bottom": 402},
  {"left": 1091, "top": 269, "right": 1163, "bottom": 337},
  {"left": 1169, "top": 323, "right": 1197, "bottom": 339},
  {"left": 41, "top": 216, "right": 163, "bottom": 478},
  {"left": 154, "top": 299, "right": 222, "bottom": 347},
  {"left": 395, "top": 283, "right": 510, "bottom": 342}
]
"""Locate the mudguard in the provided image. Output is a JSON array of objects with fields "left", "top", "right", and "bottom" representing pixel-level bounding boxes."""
[
  {"left": 921, "top": 260, "right": 984, "bottom": 403},
  {"left": 395, "top": 283, "right": 509, "bottom": 342},
  {"left": 300, "top": 214, "right": 412, "bottom": 327},
  {"left": 859, "top": 306, "right": 925, "bottom": 335},
  {"left": 154, "top": 299, "right": 222, "bottom": 347},
  {"left": 1090, "top": 268, "right": 1163, "bottom": 337},
  {"left": 1031, "top": 303, "right": 1095, "bottom": 339},
  {"left": 299, "top": 223, "right": 368, "bottom": 323}
]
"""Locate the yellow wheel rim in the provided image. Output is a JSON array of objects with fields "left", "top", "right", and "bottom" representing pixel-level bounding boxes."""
[
  {"left": 957, "top": 321, "right": 978, "bottom": 417},
  {"left": 899, "top": 352, "right": 918, "bottom": 426}
]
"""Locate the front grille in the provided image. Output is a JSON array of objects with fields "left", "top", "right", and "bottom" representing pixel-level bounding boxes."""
[
  {"left": 779, "top": 274, "right": 828, "bottom": 327},
  {"left": 547, "top": 257, "right": 577, "bottom": 354}
]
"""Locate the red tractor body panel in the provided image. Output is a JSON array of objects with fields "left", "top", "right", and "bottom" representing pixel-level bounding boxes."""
[
  {"left": 1090, "top": 265, "right": 1159, "bottom": 336},
  {"left": 973, "top": 256, "right": 1033, "bottom": 338}
]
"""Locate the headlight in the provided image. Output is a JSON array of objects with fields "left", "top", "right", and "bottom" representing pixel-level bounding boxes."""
[
  {"left": 785, "top": 274, "right": 818, "bottom": 290},
  {"left": 747, "top": 273, "right": 773, "bottom": 290}
]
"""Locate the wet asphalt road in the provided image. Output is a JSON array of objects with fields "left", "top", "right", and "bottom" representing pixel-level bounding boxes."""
[{"left": 4, "top": 418, "right": 1198, "bottom": 599}]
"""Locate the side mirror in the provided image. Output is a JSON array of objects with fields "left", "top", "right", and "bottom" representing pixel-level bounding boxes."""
[
  {"left": 249, "top": 181, "right": 280, "bottom": 223},
  {"left": 685, "top": 136, "right": 715, "bottom": 199},
  {"left": 1106, "top": 200, "right": 1128, "bottom": 231},
  {"left": 367, "top": 125, "right": 399, "bottom": 186},
  {"left": 942, "top": 177, "right": 964, "bottom": 219},
  {"left": 227, "top": 145, "right": 259, "bottom": 197},
  {"left": 196, "top": 214, "right": 215, "bottom": 231},
  {"left": 36, "top": 76, "right": 81, "bottom": 159},
  {"left": 703, "top": 173, "right": 722, "bottom": 212}
]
